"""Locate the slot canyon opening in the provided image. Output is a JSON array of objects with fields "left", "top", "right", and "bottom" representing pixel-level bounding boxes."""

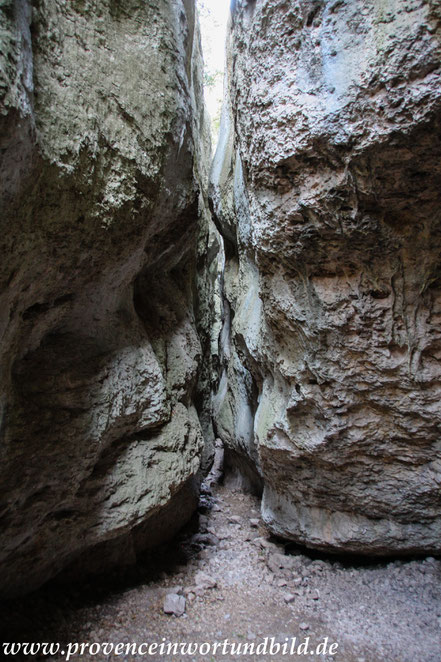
[{"left": 0, "top": 0, "right": 440, "bottom": 660}]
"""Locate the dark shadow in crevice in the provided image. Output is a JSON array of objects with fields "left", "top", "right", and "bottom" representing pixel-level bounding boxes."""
[
  {"left": 0, "top": 483, "right": 216, "bottom": 653},
  {"left": 221, "top": 447, "right": 263, "bottom": 498},
  {"left": 272, "top": 535, "right": 440, "bottom": 570}
]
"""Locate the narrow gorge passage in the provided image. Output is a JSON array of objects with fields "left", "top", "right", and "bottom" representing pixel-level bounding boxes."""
[{"left": 1, "top": 0, "right": 441, "bottom": 661}]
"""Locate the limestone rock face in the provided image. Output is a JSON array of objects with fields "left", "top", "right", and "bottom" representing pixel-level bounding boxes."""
[
  {"left": 0, "top": 0, "right": 209, "bottom": 596},
  {"left": 212, "top": 0, "right": 441, "bottom": 554}
]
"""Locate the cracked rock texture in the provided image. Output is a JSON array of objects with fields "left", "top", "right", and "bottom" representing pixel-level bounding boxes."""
[
  {"left": 211, "top": 0, "right": 441, "bottom": 554},
  {"left": 0, "top": 0, "right": 210, "bottom": 597}
]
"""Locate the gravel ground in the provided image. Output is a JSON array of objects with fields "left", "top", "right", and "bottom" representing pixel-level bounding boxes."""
[{"left": 1, "top": 481, "right": 440, "bottom": 662}]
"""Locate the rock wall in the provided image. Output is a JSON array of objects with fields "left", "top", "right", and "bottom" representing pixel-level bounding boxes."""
[
  {"left": 0, "top": 0, "right": 211, "bottom": 597},
  {"left": 211, "top": 0, "right": 441, "bottom": 554}
]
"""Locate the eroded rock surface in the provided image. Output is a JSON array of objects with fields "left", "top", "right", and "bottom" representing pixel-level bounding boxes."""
[
  {"left": 0, "top": 0, "right": 210, "bottom": 596},
  {"left": 211, "top": 0, "right": 441, "bottom": 554}
]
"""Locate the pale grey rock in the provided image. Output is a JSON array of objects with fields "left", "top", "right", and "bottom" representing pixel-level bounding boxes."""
[
  {"left": 163, "top": 593, "right": 186, "bottom": 617},
  {"left": 194, "top": 570, "right": 217, "bottom": 589},
  {"left": 228, "top": 515, "right": 242, "bottom": 525},
  {"left": 0, "top": 0, "right": 210, "bottom": 597},
  {"left": 203, "top": 438, "right": 225, "bottom": 488},
  {"left": 191, "top": 532, "right": 219, "bottom": 547},
  {"left": 267, "top": 552, "right": 296, "bottom": 574},
  {"left": 211, "top": 0, "right": 441, "bottom": 555}
]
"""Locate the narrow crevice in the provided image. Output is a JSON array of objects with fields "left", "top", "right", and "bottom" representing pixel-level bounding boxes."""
[{"left": 1, "top": 1, "right": 441, "bottom": 658}]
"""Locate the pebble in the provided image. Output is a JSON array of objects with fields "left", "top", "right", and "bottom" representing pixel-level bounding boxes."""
[
  {"left": 311, "top": 560, "right": 327, "bottom": 570},
  {"left": 253, "top": 536, "right": 279, "bottom": 552},
  {"left": 194, "top": 571, "right": 217, "bottom": 589},
  {"left": 199, "top": 514, "right": 209, "bottom": 526},
  {"left": 217, "top": 531, "right": 230, "bottom": 540},
  {"left": 163, "top": 594, "right": 186, "bottom": 617},
  {"left": 250, "top": 518, "right": 260, "bottom": 528},
  {"left": 198, "top": 549, "right": 213, "bottom": 560},
  {"left": 192, "top": 532, "right": 219, "bottom": 547},
  {"left": 166, "top": 585, "right": 184, "bottom": 595},
  {"left": 267, "top": 552, "right": 294, "bottom": 573},
  {"left": 283, "top": 593, "right": 296, "bottom": 604},
  {"left": 229, "top": 515, "right": 242, "bottom": 525},
  {"left": 299, "top": 622, "right": 310, "bottom": 631}
]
